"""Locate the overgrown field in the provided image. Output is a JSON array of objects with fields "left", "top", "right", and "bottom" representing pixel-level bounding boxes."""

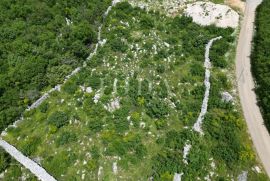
[
  {"left": 251, "top": 0, "right": 270, "bottom": 131},
  {"left": 1, "top": 1, "right": 269, "bottom": 181}
]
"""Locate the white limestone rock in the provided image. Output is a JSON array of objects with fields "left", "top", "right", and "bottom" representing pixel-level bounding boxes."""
[
  {"left": 184, "top": 1, "right": 239, "bottom": 28},
  {"left": 221, "top": 91, "right": 233, "bottom": 102}
]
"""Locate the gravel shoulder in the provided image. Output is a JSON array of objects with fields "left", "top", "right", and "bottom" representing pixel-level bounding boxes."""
[{"left": 236, "top": 0, "right": 270, "bottom": 177}]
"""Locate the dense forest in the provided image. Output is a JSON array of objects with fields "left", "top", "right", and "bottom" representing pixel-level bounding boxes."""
[
  {"left": 251, "top": 0, "right": 270, "bottom": 130},
  {"left": 0, "top": 0, "right": 111, "bottom": 132}
]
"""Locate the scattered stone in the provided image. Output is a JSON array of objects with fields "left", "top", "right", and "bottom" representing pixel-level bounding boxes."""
[
  {"left": 80, "top": 85, "right": 86, "bottom": 92},
  {"left": 98, "top": 166, "right": 103, "bottom": 180},
  {"left": 237, "top": 171, "right": 248, "bottom": 181},
  {"left": 86, "top": 87, "right": 93, "bottom": 93},
  {"left": 94, "top": 92, "right": 101, "bottom": 104},
  {"left": 65, "top": 17, "right": 72, "bottom": 26},
  {"left": 82, "top": 173, "right": 85, "bottom": 180},
  {"left": 113, "top": 162, "right": 118, "bottom": 174},
  {"left": 105, "top": 97, "right": 120, "bottom": 112},
  {"left": 252, "top": 166, "right": 261, "bottom": 173},
  {"left": 0, "top": 172, "right": 4, "bottom": 179},
  {"left": 183, "top": 142, "right": 192, "bottom": 164},
  {"left": 221, "top": 92, "right": 233, "bottom": 102},
  {"left": 140, "top": 122, "right": 146, "bottom": 128},
  {"left": 173, "top": 173, "right": 183, "bottom": 181}
]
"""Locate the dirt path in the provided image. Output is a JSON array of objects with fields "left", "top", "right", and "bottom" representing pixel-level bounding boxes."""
[
  {"left": 0, "top": 139, "right": 56, "bottom": 181},
  {"left": 236, "top": 0, "right": 270, "bottom": 177}
]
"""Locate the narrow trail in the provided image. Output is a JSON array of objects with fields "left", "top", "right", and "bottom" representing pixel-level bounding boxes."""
[
  {"left": 0, "top": 1, "right": 120, "bottom": 180},
  {"left": 236, "top": 0, "right": 270, "bottom": 177}
]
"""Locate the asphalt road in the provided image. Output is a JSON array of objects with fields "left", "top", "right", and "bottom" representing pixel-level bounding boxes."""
[{"left": 236, "top": 0, "right": 270, "bottom": 177}]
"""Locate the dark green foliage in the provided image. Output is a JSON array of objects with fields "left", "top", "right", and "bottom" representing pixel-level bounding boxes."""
[
  {"left": 190, "top": 63, "right": 204, "bottom": 76},
  {"left": 44, "top": 151, "right": 76, "bottom": 178},
  {"left": 140, "top": 14, "right": 154, "bottom": 29},
  {"left": 151, "top": 151, "right": 183, "bottom": 179},
  {"left": 87, "top": 75, "right": 101, "bottom": 90},
  {"left": 21, "top": 136, "right": 41, "bottom": 156},
  {"left": 88, "top": 118, "right": 104, "bottom": 133},
  {"left": 0, "top": 148, "right": 10, "bottom": 172},
  {"left": 0, "top": 0, "right": 111, "bottom": 132},
  {"left": 110, "top": 38, "right": 128, "bottom": 52},
  {"left": 210, "top": 39, "right": 229, "bottom": 68},
  {"left": 146, "top": 98, "right": 169, "bottom": 118},
  {"left": 39, "top": 102, "right": 49, "bottom": 113},
  {"left": 172, "top": 16, "right": 193, "bottom": 29},
  {"left": 204, "top": 112, "right": 242, "bottom": 168},
  {"left": 47, "top": 111, "right": 69, "bottom": 128},
  {"left": 157, "top": 64, "right": 166, "bottom": 73},
  {"left": 56, "top": 131, "right": 77, "bottom": 146},
  {"left": 251, "top": 0, "right": 270, "bottom": 130},
  {"left": 62, "top": 80, "right": 77, "bottom": 95},
  {"left": 91, "top": 146, "right": 101, "bottom": 160}
]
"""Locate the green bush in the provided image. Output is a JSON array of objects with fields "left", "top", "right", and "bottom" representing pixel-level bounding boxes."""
[
  {"left": 190, "top": 63, "right": 204, "bottom": 76},
  {"left": 146, "top": 98, "right": 169, "bottom": 118},
  {"left": 88, "top": 118, "right": 104, "bottom": 133},
  {"left": 155, "top": 119, "right": 167, "bottom": 130},
  {"left": 47, "top": 111, "right": 69, "bottom": 128},
  {"left": 39, "top": 102, "right": 49, "bottom": 113},
  {"left": 21, "top": 136, "right": 41, "bottom": 156},
  {"left": 56, "top": 131, "right": 77, "bottom": 146},
  {"left": 0, "top": 148, "right": 10, "bottom": 172},
  {"left": 62, "top": 80, "right": 77, "bottom": 95}
]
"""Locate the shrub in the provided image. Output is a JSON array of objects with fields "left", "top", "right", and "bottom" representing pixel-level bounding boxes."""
[
  {"left": 21, "top": 136, "right": 41, "bottom": 156},
  {"left": 157, "top": 64, "right": 166, "bottom": 73},
  {"left": 0, "top": 148, "right": 10, "bottom": 172},
  {"left": 146, "top": 98, "right": 169, "bottom": 118},
  {"left": 39, "top": 102, "right": 49, "bottom": 113},
  {"left": 47, "top": 111, "right": 69, "bottom": 128},
  {"left": 110, "top": 38, "right": 128, "bottom": 52},
  {"left": 190, "top": 63, "right": 204, "bottom": 76},
  {"left": 155, "top": 119, "right": 167, "bottom": 130},
  {"left": 62, "top": 80, "right": 77, "bottom": 95},
  {"left": 56, "top": 131, "right": 77, "bottom": 146},
  {"left": 140, "top": 14, "right": 154, "bottom": 29},
  {"left": 88, "top": 118, "right": 104, "bottom": 133}
]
